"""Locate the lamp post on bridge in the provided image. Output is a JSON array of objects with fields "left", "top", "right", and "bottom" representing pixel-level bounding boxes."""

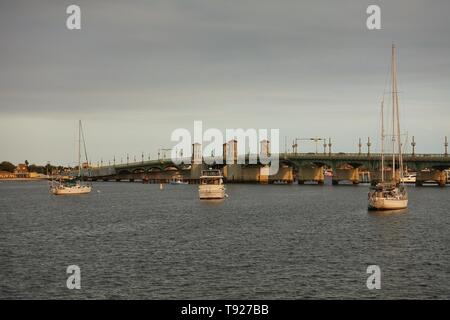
[
  {"left": 358, "top": 138, "right": 362, "bottom": 155},
  {"left": 141, "top": 152, "right": 144, "bottom": 164},
  {"left": 127, "top": 154, "right": 129, "bottom": 165},
  {"left": 367, "top": 137, "right": 371, "bottom": 156},
  {"left": 292, "top": 140, "right": 298, "bottom": 155},
  {"left": 323, "top": 140, "right": 327, "bottom": 154},
  {"left": 411, "top": 136, "right": 416, "bottom": 156},
  {"left": 445, "top": 136, "right": 448, "bottom": 157},
  {"left": 328, "top": 138, "right": 332, "bottom": 156}
]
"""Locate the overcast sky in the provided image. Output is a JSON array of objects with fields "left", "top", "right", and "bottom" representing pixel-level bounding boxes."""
[{"left": 1, "top": 0, "right": 449, "bottom": 166}]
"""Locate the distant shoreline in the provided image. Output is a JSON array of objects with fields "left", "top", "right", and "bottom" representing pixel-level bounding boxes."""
[{"left": 0, "top": 178, "right": 48, "bottom": 182}]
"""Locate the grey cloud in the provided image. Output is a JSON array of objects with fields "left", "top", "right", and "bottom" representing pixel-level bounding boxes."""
[{"left": 0, "top": 0, "right": 449, "bottom": 163}]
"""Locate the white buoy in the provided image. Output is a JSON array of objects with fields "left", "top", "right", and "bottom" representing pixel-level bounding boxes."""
[{"left": 160, "top": 183, "right": 164, "bottom": 190}]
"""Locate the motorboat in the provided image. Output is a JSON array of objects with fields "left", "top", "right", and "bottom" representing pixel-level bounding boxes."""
[{"left": 198, "top": 169, "right": 226, "bottom": 199}]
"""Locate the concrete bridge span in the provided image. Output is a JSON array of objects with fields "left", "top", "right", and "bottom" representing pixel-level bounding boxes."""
[{"left": 84, "top": 153, "right": 450, "bottom": 186}]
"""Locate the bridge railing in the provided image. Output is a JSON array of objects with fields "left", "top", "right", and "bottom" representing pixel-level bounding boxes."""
[
  {"left": 90, "top": 153, "right": 450, "bottom": 170},
  {"left": 281, "top": 152, "right": 449, "bottom": 159}
]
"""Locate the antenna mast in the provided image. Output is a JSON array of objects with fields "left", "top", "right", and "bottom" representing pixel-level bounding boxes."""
[
  {"left": 78, "top": 120, "right": 81, "bottom": 177},
  {"left": 391, "top": 44, "right": 396, "bottom": 182},
  {"left": 381, "top": 99, "right": 385, "bottom": 182}
]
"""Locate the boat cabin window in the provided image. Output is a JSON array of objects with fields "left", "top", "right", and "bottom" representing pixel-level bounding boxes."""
[
  {"left": 201, "top": 170, "right": 221, "bottom": 177},
  {"left": 201, "top": 178, "right": 221, "bottom": 185}
]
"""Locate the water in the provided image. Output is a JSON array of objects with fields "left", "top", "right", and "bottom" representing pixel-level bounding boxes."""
[{"left": 0, "top": 180, "right": 449, "bottom": 299}]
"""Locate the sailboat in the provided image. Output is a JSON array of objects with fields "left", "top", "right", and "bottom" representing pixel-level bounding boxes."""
[
  {"left": 368, "top": 44, "right": 408, "bottom": 210},
  {"left": 50, "top": 120, "right": 92, "bottom": 195}
]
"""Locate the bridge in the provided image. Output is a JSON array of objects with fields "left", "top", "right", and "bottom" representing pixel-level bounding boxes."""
[{"left": 85, "top": 148, "right": 450, "bottom": 187}]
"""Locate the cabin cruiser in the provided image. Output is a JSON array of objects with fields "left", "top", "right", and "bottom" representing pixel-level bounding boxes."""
[
  {"left": 401, "top": 172, "right": 416, "bottom": 183},
  {"left": 198, "top": 169, "right": 226, "bottom": 199}
]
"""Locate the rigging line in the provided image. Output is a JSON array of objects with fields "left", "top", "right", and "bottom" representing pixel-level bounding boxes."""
[
  {"left": 80, "top": 121, "right": 90, "bottom": 178},
  {"left": 403, "top": 132, "right": 409, "bottom": 155},
  {"left": 381, "top": 48, "right": 391, "bottom": 102},
  {"left": 376, "top": 46, "right": 392, "bottom": 159}
]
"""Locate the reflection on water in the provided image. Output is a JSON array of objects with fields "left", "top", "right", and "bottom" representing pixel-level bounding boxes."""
[
  {"left": 0, "top": 181, "right": 449, "bottom": 299},
  {"left": 200, "top": 199, "right": 226, "bottom": 205},
  {"left": 368, "top": 208, "right": 409, "bottom": 216}
]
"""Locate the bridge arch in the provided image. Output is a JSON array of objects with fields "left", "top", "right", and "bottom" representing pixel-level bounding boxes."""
[
  {"left": 333, "top": 161, "right": 364, "bottom": 169},
  {"left": 164, "top": 165, "right": 179, "bottom": 171},
  {"left": 288, "top": 160, "right": 334, "bottom": 169},
  {"left": 429, "top": 164, "right": 450, "bottom": 171},
  {"left": 178, "top": 164, "right": 192, "bottom": 170}
]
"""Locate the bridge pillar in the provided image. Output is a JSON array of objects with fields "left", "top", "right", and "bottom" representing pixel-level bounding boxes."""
[
  {"left": 259, "top": 166, "right": 269, "bottom": 184},
  {"left": 416, "top": 169, "right": 447, "bottom": 187},
  {"left": 297, "top": 166, "right": 324, "bottom": 184},
  {"left": 190, "top": 164, "right": 203, "bottom": 183},
  {"left": 332, "top": 168, "right": 360, "bottom": 185},
  {"left": 269, "top": 166, "right": 294, "bottom": 184},
  {"left": 358, "top": 171, "right": 371, "bottom": 183},
  {"left": 223, "top": 165, "right": 274, "bottom": 184},
  {"left": 223, "top": 164, "right": 242, "bottom": 183}
]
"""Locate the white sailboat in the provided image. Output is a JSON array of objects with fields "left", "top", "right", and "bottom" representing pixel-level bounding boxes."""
[
  {"left": 368, "top": 44, "right": 408, "bottom": 210},
  {"left": 51, "top": 121, "right": 92, "bottom": 195}
]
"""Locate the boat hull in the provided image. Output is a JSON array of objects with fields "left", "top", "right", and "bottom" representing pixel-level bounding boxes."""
[
  {"left": 52, "top": 185, "right": 92, "bottom": 195},
  {"left": 199, "top": 185, "right": 225, "bottom": 199},
  {"left": 368, "top": 198, "right": 408, "bottom": 210}
]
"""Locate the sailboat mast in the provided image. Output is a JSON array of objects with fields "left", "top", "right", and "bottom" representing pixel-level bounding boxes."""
[
  {"left": 394, "top": 45, "right": 404, "bottom": 183},
  {"left": 381, "top": 99, "right": 385, "bottom": 182},
  {"left": 80, "top": 121, "right": 89, "bottom": 165},
  {"left": 391, "top": 44, "right": 396, "bottom": 182},
  {"left": 78, "top": 120, "right": 81, "bottom": 177}
]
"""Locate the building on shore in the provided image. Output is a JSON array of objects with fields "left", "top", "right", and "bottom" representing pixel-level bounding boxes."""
[{"left": 14, "top": 163, "right": 30, "bottom": 178}]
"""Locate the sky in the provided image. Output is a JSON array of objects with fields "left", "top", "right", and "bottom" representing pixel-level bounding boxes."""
[{"left": 1, "top": 0, "right": 449, "bottom": 166}]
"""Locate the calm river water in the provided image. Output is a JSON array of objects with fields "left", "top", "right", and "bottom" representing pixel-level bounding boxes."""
[{"left": 0, "top": 181, "right": 449, "bottom": 299}]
